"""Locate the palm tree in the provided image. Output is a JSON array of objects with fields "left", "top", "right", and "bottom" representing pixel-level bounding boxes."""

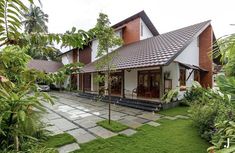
[{"left": 22, "top": 4, "right": 48, "bottom": 33}]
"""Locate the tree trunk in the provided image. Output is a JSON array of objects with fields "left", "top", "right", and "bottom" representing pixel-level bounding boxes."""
[
  {"left": 107, "top": 71, "right": 111, "bottom": 124},
  {"left": 14, "top": 125, "right": 19, "bottom": 151}
]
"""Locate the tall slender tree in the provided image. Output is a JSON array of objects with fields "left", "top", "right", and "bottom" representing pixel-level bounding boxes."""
[
  {"left": 22, "top": 4, "right": 48, "bottom": 34},
  {"left": 94, "top": 13, "right": 122, "bottom": 124}
]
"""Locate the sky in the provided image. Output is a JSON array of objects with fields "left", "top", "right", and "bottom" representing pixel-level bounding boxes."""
[{"left": 34, "top": 0, "right": 235, "bottom": 50}]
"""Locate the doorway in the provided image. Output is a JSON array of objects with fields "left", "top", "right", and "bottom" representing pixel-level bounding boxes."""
[{"left": 138, "top": 70, "right": 161, "bottom": 98}]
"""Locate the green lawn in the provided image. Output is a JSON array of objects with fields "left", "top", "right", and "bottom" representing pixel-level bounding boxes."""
[
  {"left": 73, "top": 118, "right": 209, "bottom": 153},
  {"left": 159, "top": 106, "right": 190, "bottom": 116},
  {"left": 97, "top": 120, "right": 128, "bottom": 132},
  {"left": 45, "top": 133, "right": 76, "bottom": 148}
]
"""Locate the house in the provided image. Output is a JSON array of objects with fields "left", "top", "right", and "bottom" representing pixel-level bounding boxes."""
[{"left": 60, "top": 10, "right": 216, "bottom": 103}]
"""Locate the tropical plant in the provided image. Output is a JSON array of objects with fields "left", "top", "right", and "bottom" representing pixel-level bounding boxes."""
[
  {"left": 209, "top": 121, "right": 235, "bottom": 151},
  {"left": 0, "top": 0, "right": 93, "bottom": 49},
  {"left": 188, "top": 84, "right": 234, "bottom": 141},
  {"left": 22, "top": 4, "right": 48, "bottom": 34},
  {"left": 213, "top": 34, "right": 235, "bottom": 76},
  {"left": 182, "top": 81, "right": 205, "bottom": 105},
  {"left": 0, "top": 46, "right": 54, "bottom": 151},
  {"left": 93, "top": 13, "right": 122, "bottom": 124},
  {"left": 207, "top": 33, "right": 235, "bottom": 152},
  {"left": 52, "top": 62, "right": 84, "bottom": 90},
  {"left": 0, "top": 78, "right": 53, "bottom": 151},
  {"left": 161, "top": 88, "right": 179, "bottom": 103},
  {"left": 216, "top": 75, "right": 235, "bottom": 103}
]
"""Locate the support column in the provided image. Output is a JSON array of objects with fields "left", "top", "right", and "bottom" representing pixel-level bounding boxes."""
[
  {"left": 82, "top": 73, "right": 85, "bottom": 93},
  {"left": 160, "top": 67, "right": 163, "bottom": 98},
  {"left": 121, "top": 69, "right": 125, "bottom": 98}
]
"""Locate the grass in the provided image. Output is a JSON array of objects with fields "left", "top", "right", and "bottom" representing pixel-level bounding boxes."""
[
  {"left": 73, "top": 118, "right": 209, "bottom": 153},
  {"left": 159, "top": 106, "right": 190, "bottom": 116},
  {"left": 97, "top": 120, "right": 128, "bottom": 132},
  {"left": 45, "top": 133, "right": 76, "bottom": 148}
]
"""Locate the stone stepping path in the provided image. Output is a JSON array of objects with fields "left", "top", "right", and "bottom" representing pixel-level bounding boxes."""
[
  {"left": 67, "top": 128, "right": 97, "bottom": 144},
  {"left": 42, "top": 92, "right": 191, "bottom": 152},
  {"left": 57, "top": 143, "right": 80, "bottom": 153},
  {"left": 146, "top": 121, "right": 161, "bottom": 127},
  {"left": 119, "top": 129, "right": 137, "bottom": 136},
  {"left": 88, "top": 126, "right": 117, "bottom": 139}
]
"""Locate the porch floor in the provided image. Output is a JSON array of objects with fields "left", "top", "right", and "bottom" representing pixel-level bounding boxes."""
[{"left": 78, "top": 91, "right": 162, "bottom": 112}]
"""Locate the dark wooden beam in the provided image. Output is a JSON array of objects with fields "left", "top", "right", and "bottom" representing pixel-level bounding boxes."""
[
  {"left": 121, "top": 69, "right": 125, "bottom": 98},
  {"left": 186, "top": 69, "right": 195, "bottom": 81}
]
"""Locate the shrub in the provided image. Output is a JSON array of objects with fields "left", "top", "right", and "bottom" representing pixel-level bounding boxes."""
[
  {"left": 181, "top": 81, "right": 204, "bottom": 105},
  {"left": 187, "top": 83, "right": 234, "bottom": 141},
  {"left": 161, "top": 88, "right": 179, "bottom": 103},
  {"left": 210, "top": 121, "right": 235, "bottom": 150}
]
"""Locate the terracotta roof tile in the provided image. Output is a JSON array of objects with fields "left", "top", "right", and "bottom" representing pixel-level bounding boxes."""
[
  {"left": 82, "top": 20, "right": 211, "bottom": 73},
  {"left": 28, "top": 59, "right": 63, "bottom": 73}
]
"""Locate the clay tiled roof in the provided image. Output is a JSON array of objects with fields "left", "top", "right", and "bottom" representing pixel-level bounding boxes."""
[
  {"left": 82, "top": 20, "right": 211, "bottom": 73},
  {"left": 28, "top": 59, "right": 63, "bottom": 73}
]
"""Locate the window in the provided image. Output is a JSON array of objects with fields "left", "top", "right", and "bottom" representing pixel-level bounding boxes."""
[
  {"left": 194, "top": 70, "right": 200, "bottom": 82},
  {"left": 141, "top": 22, "right": 143, "bottom": 36},
  {"left": 179, "top": 68, "right": 186, "bottom": 86}
]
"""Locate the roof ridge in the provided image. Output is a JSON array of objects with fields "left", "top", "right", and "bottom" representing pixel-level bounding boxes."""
[{"left": 159, "top": 20, "right": 211, "bottom": 36}]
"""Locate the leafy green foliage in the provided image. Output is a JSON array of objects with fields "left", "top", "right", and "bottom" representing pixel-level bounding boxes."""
[
  {"left": 0, "top": 46, "right": 54, "bottom": 151},
  {"left": 214, "top": 34, "right": 235, "bottom": 76},
  {"left": 182, "top": 81, "right": 204, "bottom": 105},
  {"left": 161, "top": 88, "right": 179, "bottom": 103},
  {"left": 216, "top": 75, "right": 235, "bottom": 103},
  {"left": 97, "top": 120, "right": 128, "bottom": 132},
  {"left": 23, "top": 4, "right": 48, "bottom": 34},
  {"left": 0, "top": 76, "right": 53, "bottom": 151},
  {"left": 51, "top": 62, "right": 84, "bottom": 90},
  {"left": 209, "top": 121, "right": 235, "bottom": 150},
  {"left": 0, "top": 0, "right": 31, "bottom": 45},
  {"left": 186, "top": 84, "right": 234, "bottom": 141},
  {"left": 93, "top": 13, "right": 123, "bottom": 123}
]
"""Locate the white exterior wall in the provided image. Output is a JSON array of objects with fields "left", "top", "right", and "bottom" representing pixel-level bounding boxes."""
[
  {"left": 91, "top": 30, "right": 122, "bottom": 62},
  {"left": 61, "top": 51, "right": 80, "bottom": 88},
  {"left": 162, "top": 62, "right": 180, "bottom": 89},
  {"left": 61, "top": 52, "right": 73, "bottom": 65},
  {"left": 140, "top": 18, "right": 153, "bottom": 40},
  {"left": 175, "top": 38, "right": 199, "bottom": 66},
  {"left": 124, "top": 69, "right": 138, "bottom": 96},
  {"left": 91, "top": 39, "right": 99, "bottom": 62},
  {"left": 174, "top": 37, "right": 199, "bottom": 87}
]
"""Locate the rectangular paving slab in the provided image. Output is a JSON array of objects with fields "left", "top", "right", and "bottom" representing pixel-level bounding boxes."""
[
  {"left": 67, "top": 128, "right": 96, "bottom": 144},
  {"left": 119, "top": 129, "right": 137, "bottom": 136},
  {"left": 146, "top": 121, "right": 161, "bottom": 127},
  {"left": 88, "top": 126, "right": 117, "bottom": 139},
  {"left": 50, "top": 118, "right": 78, "bottom": 131},
  {"left": 118, "top": 118, "right": 143, "bottom": 129},
  {"left": 45, "top": 125, "right": 64, "bottom": 135},
  {"left": 137, "top": 113, "right": 161, "bottom": 121},
  {"left": 57, "top": 143, "right": 80, "bottom": 153}
]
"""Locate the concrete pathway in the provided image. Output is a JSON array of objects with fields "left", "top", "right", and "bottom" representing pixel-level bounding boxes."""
[{"left": 42, "top": 91, "right": 189, "bottom": 152}]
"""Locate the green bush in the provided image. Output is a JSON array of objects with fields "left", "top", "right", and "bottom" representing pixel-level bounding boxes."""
[
  {"left": 187, "top": 83, "right": 234, "bottom": 142},
  {"left": 181, "top": 81, "right": 204, "bottom": 106},
  {"left": 161, "top": 88, "right": 179, "bottom": 103},
  {"left": 209, "top": 121, "right": 235, "bottom": 151}
]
